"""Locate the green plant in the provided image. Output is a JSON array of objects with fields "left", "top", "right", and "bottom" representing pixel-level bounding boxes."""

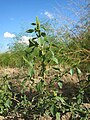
[
  {"left": 25, "top": 17, "right": 59, "bottom": 78},
  {"left": 0, "top": 15, "right": 90, "bottom": 120},
  {"left": 0, "top": 75, "right": 12, "bottom": 116}
]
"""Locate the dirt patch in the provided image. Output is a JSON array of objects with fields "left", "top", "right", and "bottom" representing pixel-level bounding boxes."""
[{"left": 0, "top": 67, "right": 27, "bottom": 78}]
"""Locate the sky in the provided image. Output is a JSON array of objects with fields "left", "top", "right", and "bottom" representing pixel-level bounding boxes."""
[{"left": 0, "top": 0, "right": 87, "bottom": 52}]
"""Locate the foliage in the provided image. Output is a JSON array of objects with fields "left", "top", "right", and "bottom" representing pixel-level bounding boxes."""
[
  {"left": 0, "top": 12, "right": 90, "bottom": 119},
  {"left": 0, "top": 75, "right": 12, "bottom": 116},
  {"left": 0, "top": 51, "right": 25, "bottom": 67}
]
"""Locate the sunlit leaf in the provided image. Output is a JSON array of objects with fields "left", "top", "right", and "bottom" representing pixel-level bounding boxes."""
[
  {"left": 58, "top": 82, "right": 62, "bottom": 89},
  {"left": 4, "top": 99, "right": 11, "bottom": 108},
  {"left": 23, "top": 56, "right": 31, "bottom": 66},
  {"left": 56, "top": 112, "right": 60, "bottom": 120},
  {"left": 52, "top": 57, "right": 58, "bottom": 64},
  {"left": 70, "top": 68, "right": 74, "bottom": 76},
  {"left": 35, "top": 80, "right": 44, "bottom": 92},
  {"left": 50, "top": 48, "right": 54, "bottom": 56},
  {"left": 77, "top": 67, "right": 82, "bottom": 74},
  {"left": 28, "top": 68, "right": 35, "bottom": 78},
  {"left": 53, "top": 91, "right": 57, "bottom": 96}
]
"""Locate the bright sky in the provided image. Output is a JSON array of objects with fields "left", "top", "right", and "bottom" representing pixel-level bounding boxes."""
[{"left": 0, "top": 0, "right": 87, "bottom": 52}]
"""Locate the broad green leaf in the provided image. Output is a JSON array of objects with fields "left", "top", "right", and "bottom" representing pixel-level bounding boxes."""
[
  {"left": 70, "top": 68, "right": 74, "bottom": 76},
  {"left": 77, "top": 94, "right": 82, "bottom": 104},
  {"left": 23, "top": 57, "right": 34, "bottom": 67},
  {"left": 52, "top": 57, "right": 58, "bottom": 64},
  {"left": 28, "top": 68, "right": 34, "bottom": 77},
  {"left": 4, "top": 99, "right": 11, "bottom": 108},
  {"left": 56, "top": 112, "right": 60, "bottom": 120},
  {"left": 58, "top": 82, "right": 62, "bottom": 89},
  {"left": 35, "top": 80, "right": 44, "bottom": 92},
  {"left": 50, "top": 104, "right": 57, "bottom": 116},
  {"left": 29, "top": 40, "right": 38, "bottom": 47},
  {"left": 33, "top": 47, "right": 39, "bottom": 56},
  {"left": 41, "top": 32, "right": 46, "bottom": 37},
  {"left": 23, "top": 56, "right": 31, "bottom": 66},
  {"left": 38, "top": 38, "right": 43, "bottom": 46},
  {"left": 50, "top": 49, "right": 54, "bottom": 56},
  {"left": 31, "top": 23, "right": 36, "bottom": 25},
  {"left": 26, "top": 29, "right": 34, "bottom": 33}
]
